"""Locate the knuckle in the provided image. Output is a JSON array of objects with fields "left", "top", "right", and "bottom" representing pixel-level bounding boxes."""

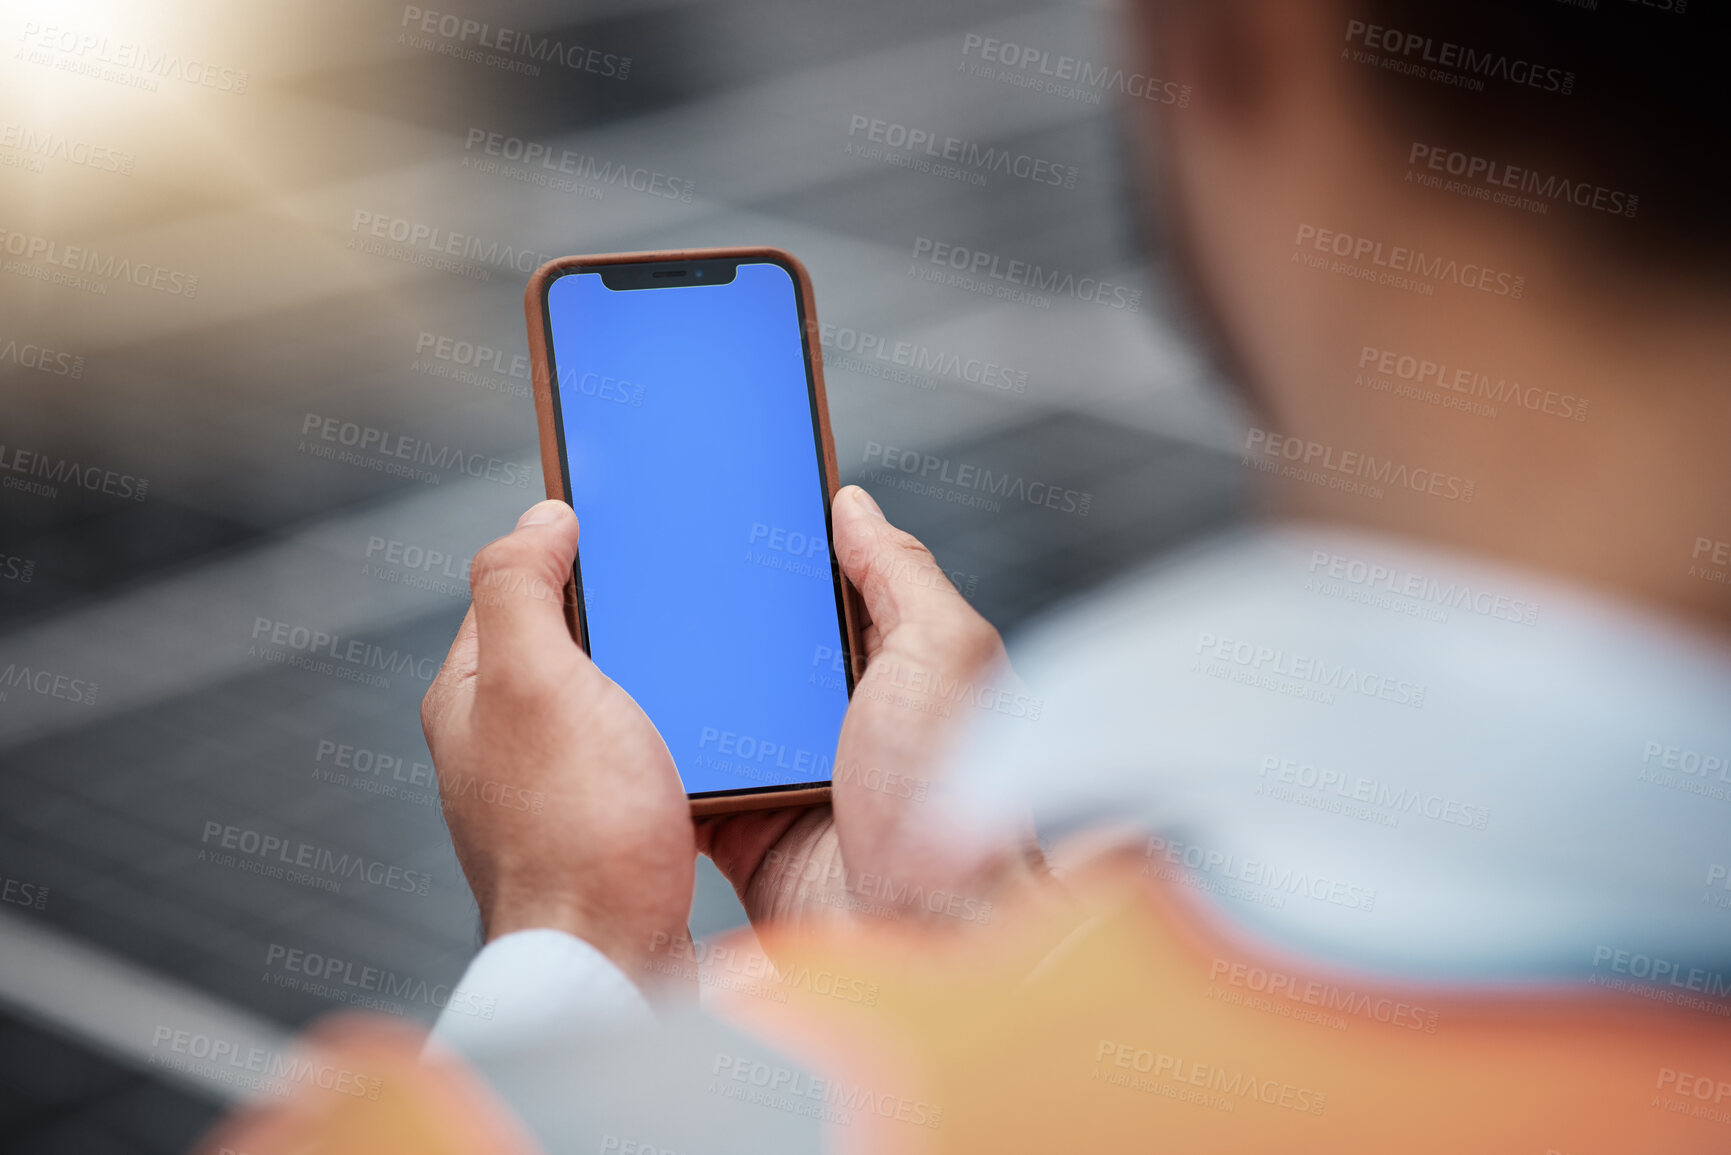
[
  {"left": 885, "top": 526, "right": 936, "bottom": 564},
  {"left": 470, "top": 535, "right": 566, "bottom": 606},
  {"left": 476, "top": 658, "right": 535, "bottom": 705},
  {"left": 420, "top": 666, "right": 463, "bottom": 735},
  {"left": 858, "top": 532, "right": 946, "bottom": 605},
  {"left": 469, "top": 536, "right": 525, "bottom": 593},
  {"left": 947, "top": 613, "right": 1004, "bottom": 668},
  {"left": 478, "top": 652, "right": 565, "bottom": 709}
]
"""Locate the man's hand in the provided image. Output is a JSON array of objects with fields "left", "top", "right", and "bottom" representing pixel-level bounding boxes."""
[
  {"left": 421, "top": 500, "right": 695, "bottom": 985},
  {"left": 697, "top": 486, "right": 1052, "bottom": 941}
]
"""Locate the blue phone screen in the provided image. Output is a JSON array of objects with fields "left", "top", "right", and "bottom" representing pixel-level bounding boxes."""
[{"left": 544, "top": 260, "right": 850, "bottom": 796}]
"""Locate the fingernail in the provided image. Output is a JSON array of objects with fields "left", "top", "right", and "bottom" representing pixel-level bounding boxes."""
[
  {"left": 849, "top": 486, "right": 882, "bottom": 518},
  {"left": 517, "top": 500, "right": 568, "bottom": 528}
]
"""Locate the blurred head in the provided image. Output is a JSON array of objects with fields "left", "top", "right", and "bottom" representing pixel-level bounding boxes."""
[{"left": 1127, "top": 0, "right": 1731, "bottom": 626}]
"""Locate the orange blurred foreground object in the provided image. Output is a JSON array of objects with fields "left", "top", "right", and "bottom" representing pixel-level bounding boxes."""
[
  {"left": 709, "top": 862, "right": 1731, "bottom": 1154},
  {"left": 193, "top": 867, "right": 1731, "bottom": 1154},
  {"left": 194, "top": 1015, "right": 539, "bottom": 1155}
]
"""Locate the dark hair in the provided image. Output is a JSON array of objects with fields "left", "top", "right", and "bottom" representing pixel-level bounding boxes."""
[{"left": 1353, "top": 0, "right": 1729, "bottom": 274}]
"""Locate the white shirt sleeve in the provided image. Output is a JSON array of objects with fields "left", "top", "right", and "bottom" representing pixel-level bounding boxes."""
[{"left": 426, "top": 928, "right": 654, "bottom": 1062}]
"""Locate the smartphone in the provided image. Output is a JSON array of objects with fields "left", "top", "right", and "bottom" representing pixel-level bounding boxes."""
[{"left": 524, "top": 247, "right": 864, "bottom": 816}]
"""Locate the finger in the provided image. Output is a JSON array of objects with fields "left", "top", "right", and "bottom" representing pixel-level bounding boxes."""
[
  {"left": 832, "top": 485, "right": 975, "bottom": 639},
  {"left": 421, "top": 606, "right": 478, "bottom": 741},
  {"left": 695, "top": 809, "right": 810, "bottom": 902},
  {"left": 704, "top": 808, "right": 842, "bottom": 933},
  {"left": 849, "top": 571, "right": 881, "bottom": 666},
  {"left": 860, "top": 620, "right": 883, "bottom": 664},
  {"left": 468, "top": 501, "right": 583, "bottom": 690}
]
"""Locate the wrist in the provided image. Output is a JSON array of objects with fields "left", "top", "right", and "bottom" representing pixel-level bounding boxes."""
[{"left": 484, "top": 897, "right": 687, "bottom": 989}]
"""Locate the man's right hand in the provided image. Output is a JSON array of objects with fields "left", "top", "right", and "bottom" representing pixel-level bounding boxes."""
[
  {"left": 421, "top": 501, "right": 697, "bottom": 985},
  {"left": 696, "top": 486, "right": 1056, "bottom": 943}
]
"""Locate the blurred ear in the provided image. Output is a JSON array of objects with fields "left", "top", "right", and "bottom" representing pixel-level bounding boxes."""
[
  {"left": 1125, "top": 0, "right": 1358, "bottom": 430},
  {"left": 1135, "top": 0, "right": 1336, "bottom": 131}
]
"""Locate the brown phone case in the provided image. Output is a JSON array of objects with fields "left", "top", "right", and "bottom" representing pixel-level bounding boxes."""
[{"left": 522, "top": 247, "right": 866, "bottom": 817}]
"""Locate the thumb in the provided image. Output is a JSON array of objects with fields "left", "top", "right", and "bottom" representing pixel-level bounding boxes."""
[
  {"left": 832, "top": 485, "right": 972, "bottom": 639},
  {"left": 469, "top": 500, "right": 583, "bottom": 691}
]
